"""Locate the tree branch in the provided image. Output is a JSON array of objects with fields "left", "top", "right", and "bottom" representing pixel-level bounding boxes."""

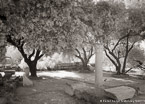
[
  {"left": 38, "top": 54, "right": 44, "bottom": 60},
  {"left": 104, "top": 50, "right": 118, "bottom": 67},
  {"left": 128, "top": 42, "right": 136, "bottom": 53},
  {"left": 82, "top": 47, "right": 87, "bottom": 61},
  {"left": 75, "top": 48, "right": 84, "bottom": 63},
  {"left": 28, "top": 49, "right": 35, "bottom": 60},
  {"left": 6, "top": 34, "right": 29, "bottom": 61},
  {"left": 16, "top": 44, "right": 28, "bottom": 64},
  {"left": 88, "top": 46, "right": 94, "bottom": 60},
  {"left": 125, "top": 67, "right": 133, "bottom": 74},
  {"left": 75, "top": 48, "right": 82, "bottom": 58},
  {"left": 33, "top": 49, "right": 44, "bottom": 61},
  {"left": 112, "top": 30, "right": 132, "bottom": 52},
  {"left": 6, "top": 35, "right": 18, "bottom": 47},
  {"left": 112, "top": 35, "right": 128, "bottom": 52},
  {"left": 34, "top": 49, "right": 41, "bottom": 61},
  {"left": 104, "top": 45, "right": 121, "bottom": 67}
]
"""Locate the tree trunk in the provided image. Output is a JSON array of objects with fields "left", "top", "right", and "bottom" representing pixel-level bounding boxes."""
[
  {"left": 28, "top": 61, "right": 37, "bottom": 77},
  {"left": 75, "top": 47, "right": 94, "bottom": 71},
  {"left": 25, "top": 50, "right": 43, "bottom": 77},
  {"left": 82, "top": 61, "right": 89, "bottom": 71},
  {"left": 122, "top": 66, "right": 126, "bottom": 74},
  {"left": 6, "top": 35, "right": 44, "bottom": 77},
  {"left": 25, "top": 59, "right": 37, "bottom": 77},
  {"left": 122, "top": 54, "right": 128, "bottom": 74},
  {"left": 116, "top": 66, "right": 121, "bottom": 75}
]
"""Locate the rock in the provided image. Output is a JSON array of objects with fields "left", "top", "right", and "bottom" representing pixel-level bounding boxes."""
[
  {"left": 65, "top": 82, "right": 87, "bottom": 96},
  {"left": 74, "top": 83, "right": 95, "bottom": 99},
  {"left": 23, "top": 74, "right": 33, "bottom": 87},
  {"left": 65, "top": 82, "right": 104, "bottom": 104},
  {"left": 88, "top": 64, "right": 95, "bottom": 72},
  {"left": 24, "top": 68, "right": 30, "bottom": 77},
  {"left": 0, "top": 97, "right": 7, "bottom": 104},
  {"left": 104, "top": 86, "right": 136, "bottom": 100},
  {"left": 74, "top": 86, "right": 103, "bottom": 104}
]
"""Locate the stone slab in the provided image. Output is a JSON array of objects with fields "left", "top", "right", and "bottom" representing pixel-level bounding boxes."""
[{"left": 104, "top": 86, "right": 136, "bottom": 100}]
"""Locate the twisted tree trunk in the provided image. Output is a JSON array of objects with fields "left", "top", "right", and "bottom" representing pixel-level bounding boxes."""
[
  {"left": 104, "top": 31, "right": 136, "bottom": 75},
  {"left": 6, "top": 35, "right": 44, "bottom": 77},
  {"left": 75, "top": 47, "right": 94, "bottom": 71}
]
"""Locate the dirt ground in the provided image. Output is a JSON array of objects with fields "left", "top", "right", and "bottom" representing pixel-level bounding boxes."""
[
  {"left": 14, "top": 77, "right": 87, "bottom": 104},
  {"left": 13, "top": 71, "right": 145, "bottom": 104}
]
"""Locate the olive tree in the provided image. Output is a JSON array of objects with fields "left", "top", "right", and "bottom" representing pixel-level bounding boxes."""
[{"left": 1, "top": 0, "right": 87, "bottom": 77}]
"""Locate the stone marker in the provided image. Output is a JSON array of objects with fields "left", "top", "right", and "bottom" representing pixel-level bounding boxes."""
[
  {"left": 24, "top": 68, "right": 30, "bottom": 77},
  {"left": 23, "top": 74, "right": 33, "bottom": 87},
  {"left": 104, "top": 86, "right": 136, "bottom": 100}
]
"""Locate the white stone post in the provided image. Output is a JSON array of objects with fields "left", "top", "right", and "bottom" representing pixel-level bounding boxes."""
[{"left": 95, "top": 43, "right": 104, "bottom": 95}]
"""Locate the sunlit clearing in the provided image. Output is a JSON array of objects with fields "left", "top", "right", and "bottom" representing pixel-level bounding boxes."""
[
  {"left": 37, "top": 71, "right": 81, "bottom": 79},
  {"left": 15, "top": 72, "right": 25, "bottom": 76},
  {"left": 110, "top": 78, "right": 134, "bottom": 83}
]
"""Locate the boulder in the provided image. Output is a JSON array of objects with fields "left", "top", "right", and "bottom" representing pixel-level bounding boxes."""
[
  {"left": 104, "top": 86, "right": 136, "bottom": 100},
  {"left": 65, "top": 82, "right": 87, "bottom": 96},
  {"left": 23, "top": 74, "right": 33, "bottom": 87},
  {"left": 65, "top": 82, "right": 104, "bottom": 104}
]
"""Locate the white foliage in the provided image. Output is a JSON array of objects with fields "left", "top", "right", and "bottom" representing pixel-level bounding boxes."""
[
  {"left": 5, "top": 46, "right": 22, "bottom": 64},
  {"left": 37, "top": 61, "right": 47, "bottom": 70},
  {"left": 18, "top": 52, "right": 75, "bottom": 70},
  {"left": 18, "top": 59, "right": 28, "bottom": 70}
]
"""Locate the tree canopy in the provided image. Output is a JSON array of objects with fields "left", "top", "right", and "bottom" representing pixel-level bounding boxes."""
[
  {"left": 103, "top": 2, "right": 145, "bottom": 74},
  {"left": 1, "top": 0, "right": 96, "bottom": 76},
  {"left": 1, "top": 0, "right": 89, "bottom": 55},
  {"left": 1, "top": 0, "right": 145, "bottom": 76}
]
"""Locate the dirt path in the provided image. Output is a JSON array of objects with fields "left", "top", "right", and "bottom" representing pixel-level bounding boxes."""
[{"left": 14, "top": 77, "right": 87, "bottom": 104}]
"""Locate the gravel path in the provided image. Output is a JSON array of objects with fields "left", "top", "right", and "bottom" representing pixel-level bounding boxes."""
[{"left": 14, "top": 77, "right": 87, "bottom": 104}]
